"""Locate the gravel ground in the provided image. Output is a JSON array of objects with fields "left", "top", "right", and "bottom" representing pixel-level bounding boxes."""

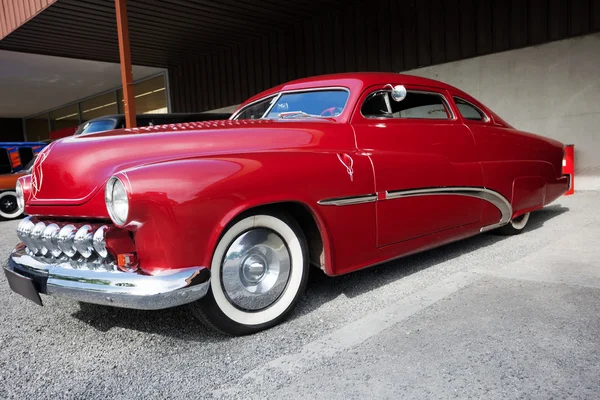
[{"left": 0, "top": 192, "right": 598, "bottom": 399}]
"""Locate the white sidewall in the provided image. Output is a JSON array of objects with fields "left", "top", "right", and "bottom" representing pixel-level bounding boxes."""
[
  {"left": 511, "top": 212, "right": 530, "bottom": 230},
  {"left": 211, "top": 215, "right": 304, "bottom": 326},
  {"left": 0, "top": 191, "right": 21, "bottom": 219}
]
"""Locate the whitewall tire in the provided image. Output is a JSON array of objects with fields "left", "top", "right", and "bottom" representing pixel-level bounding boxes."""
[
  {"left": 191, "top": 211, "right": 309, "bottom": 335},
  {"left": 0, "top": 191, "right": 22, "bottom": 220},
  {"left": 496, "top": 212, "right": 531, "bottom": 235}
]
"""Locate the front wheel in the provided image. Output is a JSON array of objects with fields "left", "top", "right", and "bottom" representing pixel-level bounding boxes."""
[
  {"left": 0, "top": 191, "right": 22, "bottom": 220},
  {"left": 190, "top": 212, "right": 309, "bottom": 335},
  {"left": 495, "top": 212, "right": 531, "bottom": 235}
]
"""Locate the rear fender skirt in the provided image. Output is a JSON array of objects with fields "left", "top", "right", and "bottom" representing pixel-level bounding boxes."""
[{"left": 319, "top": 187, "right": 512, "bottom": 233}]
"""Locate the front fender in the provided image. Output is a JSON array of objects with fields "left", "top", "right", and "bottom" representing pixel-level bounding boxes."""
[{"left": 120, "top": 152, "right": 374, "bottom": 275}]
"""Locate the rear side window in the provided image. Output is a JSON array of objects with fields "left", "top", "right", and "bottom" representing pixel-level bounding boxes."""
[
  {"left": 0, "top": 149, "right": 12, "bottom": 174},
  {"left": 454, "top": 97, "right": 487, "bottom": 121},
  {"left": 362, "top": 90, "right": 451, "bottom": 120}
]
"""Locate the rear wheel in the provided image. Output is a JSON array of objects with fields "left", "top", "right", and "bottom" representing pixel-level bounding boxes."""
[
  {"left": 0, "top": 191, "right": 22, "bottom": 220},
  {"left": 191, "top": 212, "right": 309, "bottom": 335},
  {"left": 496, "top": 212, "right": 530, "bottom": 235}
]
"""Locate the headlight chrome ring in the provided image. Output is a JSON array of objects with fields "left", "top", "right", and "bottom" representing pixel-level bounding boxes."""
[
  {"left": 105, "top": 176, "right": 129, "bottom": 226},
  {"left": 15, "top": 179, "right": 24, "bottom": 213}
]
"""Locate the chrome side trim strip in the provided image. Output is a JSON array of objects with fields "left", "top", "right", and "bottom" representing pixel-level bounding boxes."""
[
  {"left": 385, "top": 187, "right": 512, "bottom": 232},
  {"left": 317, "top": 194, "right": 377, "bottom": 206},
  {"left": 318, "top": 187, "right": 512, "bottom": 232}
]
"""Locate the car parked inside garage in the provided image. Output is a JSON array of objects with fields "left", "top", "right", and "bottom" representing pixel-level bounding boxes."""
[
  {"left": 4, "top": 73, "right": 570, "bottom": 335},
  {"left": 0, "top": 142, "right": 46, "bottom": 219}
]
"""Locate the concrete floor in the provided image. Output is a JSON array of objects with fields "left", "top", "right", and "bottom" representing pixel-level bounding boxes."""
[{"left": 1, "top": 192, "right": 599, "bottom": 399}]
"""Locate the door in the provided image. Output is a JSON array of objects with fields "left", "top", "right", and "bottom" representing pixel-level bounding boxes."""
[{"left": 352, "top": 84, "right": 484, "bottom": 247}]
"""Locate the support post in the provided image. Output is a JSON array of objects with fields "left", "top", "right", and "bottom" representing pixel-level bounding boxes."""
[{"left": 115, "top": 0, "right": 136, "bottom": 128}]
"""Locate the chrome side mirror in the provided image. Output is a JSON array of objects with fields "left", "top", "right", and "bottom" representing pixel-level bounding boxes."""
[{"left": 388, "top": 84, "right": 407, "bottom": 102}]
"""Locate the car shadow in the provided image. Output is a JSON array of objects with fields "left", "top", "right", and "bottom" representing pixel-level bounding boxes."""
[
  {"left": 71, "top": 204, "right": 569, "bottom": 339},
  {"left": 72, "top": 302, "right": 232, "bottom": 341},
  {"left": 293, "top": 204, "right": 569, "bottom": 318}
]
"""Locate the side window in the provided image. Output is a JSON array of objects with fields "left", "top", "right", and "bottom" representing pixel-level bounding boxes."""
[
  {"left": 362, "top": 90, "right": 451, "bottom": 120},
  {"left": 454, "top": 97, "right": 487, "bottom": 121},
  {"left": 18, "top": 148, "right": 35, "bottom": 167},
  {"left": 235, "top": 96, "right": 277, "bottom": 120},
  {"left": 0, "top": 149, "right": 13, "bottom": 175}
]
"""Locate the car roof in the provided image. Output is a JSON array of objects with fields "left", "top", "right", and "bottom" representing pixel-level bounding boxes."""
[{"left": 241, "top": 72, "right": 463, "bottom": 106}]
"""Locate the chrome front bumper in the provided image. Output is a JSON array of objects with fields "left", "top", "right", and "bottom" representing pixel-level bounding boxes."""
[{"left": 4, "top": 246, "right": 211, "bottom": 310}]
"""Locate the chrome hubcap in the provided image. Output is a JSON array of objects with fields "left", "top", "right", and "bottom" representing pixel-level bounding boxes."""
[
  {"left": 242, "top": 254, "right": 267, "bottom": 283},
  {"left": 221, "top": 228, "right": 291, "bottom": 311}
]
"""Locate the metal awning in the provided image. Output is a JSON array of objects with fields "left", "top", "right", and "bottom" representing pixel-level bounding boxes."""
[{"left": 0, "top": 0, "right": 346, "bottom": 68}]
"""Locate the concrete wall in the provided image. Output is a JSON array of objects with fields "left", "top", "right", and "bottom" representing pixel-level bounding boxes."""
[{"left": 409, "top": 33, "right": 600, "bottom": 191}]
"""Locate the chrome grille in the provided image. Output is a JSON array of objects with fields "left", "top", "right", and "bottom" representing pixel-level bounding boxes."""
[{"left": 17, "top": 217, "right": 115, "bottom": 271}]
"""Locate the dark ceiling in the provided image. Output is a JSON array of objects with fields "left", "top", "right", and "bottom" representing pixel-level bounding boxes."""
[{"left": 0, "top": 0, "right": 349, "bottom": 67}]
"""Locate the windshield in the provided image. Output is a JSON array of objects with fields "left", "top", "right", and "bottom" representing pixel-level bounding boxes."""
[{"left": 234, "top": 89, "right": 349, "bottom": 120}]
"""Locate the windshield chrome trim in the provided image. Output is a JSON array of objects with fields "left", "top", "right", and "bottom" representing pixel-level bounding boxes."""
[{"left": 231, "top": 86, "right": 351, "bottom": 120}]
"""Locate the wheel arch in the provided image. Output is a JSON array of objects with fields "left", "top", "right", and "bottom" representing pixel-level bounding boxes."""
[{"left": 209, "top": 200, "right": 334, "bottom": 276}]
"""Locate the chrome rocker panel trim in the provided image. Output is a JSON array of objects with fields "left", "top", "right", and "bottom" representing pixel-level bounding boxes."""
[
  {"left": 5, "top": 248, "right": 210, "bottom": 310},
  {"left": 319, "top": 187, "right": 512, "bottom": 233}
]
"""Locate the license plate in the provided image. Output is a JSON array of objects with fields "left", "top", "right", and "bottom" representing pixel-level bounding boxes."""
[{"left": 4, "top": 268, "right": 43, "bottom": 306}]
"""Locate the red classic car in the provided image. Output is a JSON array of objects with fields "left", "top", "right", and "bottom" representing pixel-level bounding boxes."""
[{"left": 4, "top": 73, "right": 569, "bottom": 335}]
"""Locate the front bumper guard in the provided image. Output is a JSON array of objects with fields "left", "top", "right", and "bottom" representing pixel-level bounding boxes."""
[{"left": 4, "top": 247, "right": 211, "bottom": 310}]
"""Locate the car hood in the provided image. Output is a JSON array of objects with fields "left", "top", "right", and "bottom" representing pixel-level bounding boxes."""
[{"left": 26, "top": 119, "right": 335, "bottom": 206}]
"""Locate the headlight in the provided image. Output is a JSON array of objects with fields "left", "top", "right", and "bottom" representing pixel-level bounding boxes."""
[
  {"left": 15, "top": 180, "right": 24, "bottom": 212},
  {"left": 105, "top": 176, "right": 129, "bottom": 225}
]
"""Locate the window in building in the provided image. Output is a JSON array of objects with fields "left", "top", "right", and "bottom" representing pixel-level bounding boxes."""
[
  {"left": 454, "top": 97, "right": 488, "bottom": 121},
  {"left": 135, "top": 75, "right": 167, "bottom": 114},
  {"left": 50, "top": 103, "right": 80, "bottom": 131},
  {"left": 81, "top": 92, "right": 118, "bottom": 122},
  {"left": 118, "top": 75, "right": 168, "bottom": 115},
  {"left": 362, "top": 90, "right": 451, "bottom": 120},
  {"left": 25, "top": 114, "right": 50, "bottom": 142}
]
